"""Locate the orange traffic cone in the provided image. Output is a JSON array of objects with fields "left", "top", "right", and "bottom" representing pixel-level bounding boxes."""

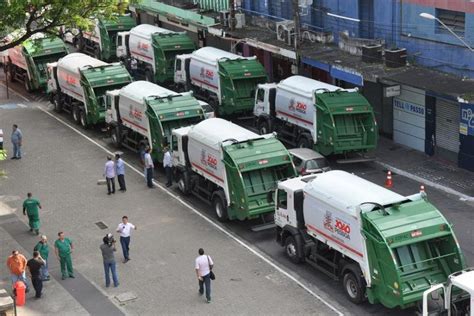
[
  {"left": 420, "top": 185, "right": 425, "bottom": 193},
  {"left": 385, "top": 171, "right": 393, "bottom": 188}
]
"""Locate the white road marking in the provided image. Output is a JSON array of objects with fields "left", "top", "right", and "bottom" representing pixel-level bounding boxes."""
[
  {"left": 17, "top": 103, "right": 27, "bottom": 108},
  {"left": 36, "top": 105, "right": 345, "bottom": 315},
  {"left": 0, "top": 83, "right": 31, "bottom": 102},
  {"left": 376, "top": 161, "right": 474, "bottom": 201}
]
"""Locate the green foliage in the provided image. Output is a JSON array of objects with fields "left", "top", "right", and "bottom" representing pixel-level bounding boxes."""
[{"left": 0, "top": 0, "right": 135, "bottom": 51}]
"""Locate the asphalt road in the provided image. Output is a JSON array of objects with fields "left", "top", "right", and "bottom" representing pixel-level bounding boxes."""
[{"left": 1, "top": 81, "right": 473, "bottom": 315}]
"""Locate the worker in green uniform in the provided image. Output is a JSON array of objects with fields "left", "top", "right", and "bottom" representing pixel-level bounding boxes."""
[
  {"left": 23, "top": 192, "right": 42, "bottom": 235},
  {"left": 54, "top": 232, "right": 75, "bottom": 280}
]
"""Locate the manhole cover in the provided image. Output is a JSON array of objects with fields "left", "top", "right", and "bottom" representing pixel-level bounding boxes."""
[
  {"left": 115, "top": 292, "right": 137, "bottom": 303},
  {"left": 95, "top": 221, "right": 108, "bottom": 230}
]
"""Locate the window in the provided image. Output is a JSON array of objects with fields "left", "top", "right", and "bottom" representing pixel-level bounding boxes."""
[
  {"left": 256, "top": 89, "right": 265, "bottom": 102},
  {"left": 292, "top": 156, "right": 303, "bottom": 168},
  {"left": 435, "top": 8, "right": 465, "bottom": 36},
  {"left": 277, "top": 189, "right": 288, "bottom": 209}
]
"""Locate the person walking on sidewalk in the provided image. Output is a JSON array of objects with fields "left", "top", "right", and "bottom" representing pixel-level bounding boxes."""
[
  {"left": 103, "top": 155, "right": 116, "bottom": 195},
  {"left": 163, "top": 146, "right": 173, "bottom": 187},
  {"left": 27, "top": 251, "right": 45, "bottom": 299},
  {"left": 23, "top": 192, "right": 42, "bottom": 235},
  {"left": 195, "top": 248, "right": 214, "bottom": 303},
  {"left": 54, "top": 232, "right": 74, "bottom": 280},
  {"left": 144, "top": 148, "right": 154, "bottom": 188},
  {"left": 6, "top": 250, "right": 29, "bottom": 291},
  {"left": 139, "top": 143, "right": 149, "bottom": 183},
  {"left": 34, "top": 235, "right": 50, "bottom": 281},
  {"left": 115, "top": 153, "right": 126, "bottom": 192},
  {"left": 10, "top": 124, "right": 22, "bottom": 159},
  {"left": 116, "top": 216, "right": 136, "bottom": 263},
  {"left": 100, "top": 233, "right": 119, "bottom": 287}
]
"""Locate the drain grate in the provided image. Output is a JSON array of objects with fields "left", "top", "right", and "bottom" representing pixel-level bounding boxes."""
[{"left": 95, "top": 221, "right": 108, "bottom": 230}]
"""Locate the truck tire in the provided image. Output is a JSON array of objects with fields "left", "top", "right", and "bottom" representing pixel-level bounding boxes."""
[
  {"left": 79, "top": 110, "right": 88, "bottom": 129},
  {"left": 212, "top": 191, "right": 228, "bottom": 222},
  {"left": 284, "top": 235, "right": 304, "bottom": 264},
  {"left": 111, "top": 126, "right": 122, "bottom": 148},
  {"left": 145, "top": 69, "right": 153, "bottom": 82},
  {"left": 342, "top": 265, "right": 365, "bottom": 304},
  {"left": 297, "top": 135, "right": 311, "bottom": 149},
  {"left": 72, "top": 106, "right": 80, "bottom": 124},
  {"left": 53, "top": 94, "right": 63, "bottom": 112},
  {"left": 177, "top": 172, "right": 190, "bottom": 195},
  {"left": 258, "top": 120, "right": 270, "bottom": 135}
]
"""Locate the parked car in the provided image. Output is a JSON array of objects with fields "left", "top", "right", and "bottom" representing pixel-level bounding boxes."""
[
  {"left": 199, "top": 101, "right": 215, "bottom": 119},
  {"left": 288, "top": 148, "right": 331, "bottom": 175}
]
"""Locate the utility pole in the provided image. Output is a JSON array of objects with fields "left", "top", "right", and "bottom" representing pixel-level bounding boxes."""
[
  {"left": 292, "top": 0, "right": 301, "bottom": 74},
  {"left": 229, "top": 0, "right": 236, "bottom": 31}
]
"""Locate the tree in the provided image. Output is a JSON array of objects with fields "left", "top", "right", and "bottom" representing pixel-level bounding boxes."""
[{"left": 0, "top": 0, "right": 134, "bottom": 52}]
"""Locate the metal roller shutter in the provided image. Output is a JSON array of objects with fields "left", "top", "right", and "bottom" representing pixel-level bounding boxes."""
[{"left": 436, "top": 99, "right": 459, "bottom": 153}]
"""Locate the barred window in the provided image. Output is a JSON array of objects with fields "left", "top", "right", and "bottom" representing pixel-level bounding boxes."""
[{"left": 435, "top": 8, "right": 465, "bottom": 36}]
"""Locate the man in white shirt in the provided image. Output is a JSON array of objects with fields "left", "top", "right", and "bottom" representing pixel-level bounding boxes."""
[
  {"left": 144, "top": 148, "right": 154, "bottom": 188},
  {"left": 195, "top": 248, "right": 214, "bottom": 303},
  {"left": 103, "top": 156, "right": 116, "bottom": 195},
  {"left": 163, "top": 146, "right": 172, "bottom": 187},
  {"left": 116, "top": 216, "right": 137, "bottom": 263}
]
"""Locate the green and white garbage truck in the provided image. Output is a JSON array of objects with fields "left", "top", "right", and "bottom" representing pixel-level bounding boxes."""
[
  {"left": 172, "top": 118, "right": 297, "bottom": 221},
  {"left": 254, "top": 75, "right": 378, "bottom": 157},
  {"left": 6, "top": 33, "right": 68, "bottom": 92},
  {"left": 174, "top": 47, "right": 268, "bottom": 117},
  {"left": 79, "top": 15, "right": 136, "bottom": 61},
  {"left": 115, "top": 24, "right": 196, "bottom": 84},
  {"left": 47, "top": 53, "right": 132, "bottom": 128},
  {"left": 105, "top": 80, "right": 205, "bottom": 162},
  {"left": 275, "top": 170, "right": 466, "bottom": 309}
]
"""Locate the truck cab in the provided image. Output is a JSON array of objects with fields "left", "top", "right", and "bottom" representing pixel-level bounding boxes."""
[
  {"left": 46, "top": 62, "right": 58, "bottom": 95},
  {"left": 174, "top": 54, "right": 192, "bottom": 90},
  {"left": 253, "top": 83, "right": 277, "bottom": 131},
  {"left": 105, "top": 89, "right": 121, "bottom": 125},
  {"left": 171, "top": 126, "right": 192, "bottom": 170},
  {"left": 115, "top": 31, "right": 130, "bottom": 60}
]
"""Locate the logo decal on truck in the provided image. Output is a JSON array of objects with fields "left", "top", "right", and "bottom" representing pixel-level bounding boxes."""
[
  {"left": 200, "top": 149, "right": 218, "bottom": 170},
  {"left": 200, "top": 67, "right": 214, "bottom": 80},
  {"left": 288, "top": 99, "right": 307, "bottom": 114},
  {"left": 323, "top": 211, "right": 351, "bottom": 240},
  {"left": 137, "top": 41, "right": 149, "bottom": 52},
  {"left": 128, "top": 105, "right": 143, "bottom": 121},
  {"left": 324, "top": 211, "right": 334, "bottom": 232}
]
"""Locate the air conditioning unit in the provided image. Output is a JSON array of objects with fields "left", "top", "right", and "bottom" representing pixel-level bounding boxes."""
[
  {"left": 276, "top": 20, "right": 295, "bottom": 46},
  {"left": 235, "top": 13, "right": 246, "bottom": 29},
  {"left": 219, "top": 10, "right": 230, "bottom": 27}
]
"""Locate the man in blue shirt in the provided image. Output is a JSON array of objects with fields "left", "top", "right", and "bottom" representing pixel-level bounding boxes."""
[
  {"left": 115, "top": 153, "right": 126, "bottom": 192},
  {"left": 163, "top": 146, "right": 173, "bottom": 187},
  {"left": 10, "top": 124, "right": 23, "bottom": 159},
  {"left": 103, "top": 156, "right": 116, "bottom": 195}
]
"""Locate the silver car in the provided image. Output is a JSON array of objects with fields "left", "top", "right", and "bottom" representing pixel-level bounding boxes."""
[{"left": 289, "top": 148, "right": 331, "bottom": 175}]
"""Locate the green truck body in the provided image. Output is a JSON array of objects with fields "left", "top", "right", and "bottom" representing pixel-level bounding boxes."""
[{"left": 7, "top": 34, "right": 68, "bottom": 92}]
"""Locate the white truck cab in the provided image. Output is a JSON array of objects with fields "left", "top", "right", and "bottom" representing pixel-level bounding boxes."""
[
  {"left": 174, "top": 54, "right": 192, "bottom": 88},
  {"left": 253, "top": 83, "right": 277, "bottom": 120},
  {"left": 171, "top": 126, "right": 192, "bottom": 169},
  {"left": 115, "top": 31, "right": 130, "bottom": 59}
]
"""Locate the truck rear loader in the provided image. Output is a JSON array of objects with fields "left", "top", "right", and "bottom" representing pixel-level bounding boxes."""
[
  {"left": 106, "top": 80, "right": 205, "bottom": 162},
  {"left": 174, "top": 47, "right": 268, "bottom": 117},
  {"left": 79, "top": 16, "right": 136, "bottom": 61},
  {"left": 172, "top": 118, "right": 296, "bottom": 221},
  {"left": 6, "top": 33, "right": 68, "bottom": 92},
  {"left": 254, "top": 75, "right": 377, "bottom": 156},
  {"left": 116, "top": 24, "right": 196, "bottom": 84},
  {"left": 275, "top": 170, "right": 465, "bottom": 309},
  {"left": 47, "top": 53, "right": 132, "bottom": 128}
]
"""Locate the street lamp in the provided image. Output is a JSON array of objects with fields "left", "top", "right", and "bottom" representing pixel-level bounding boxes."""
[{"left": 419, "top": 12, "right": 474, "bottom": 52}]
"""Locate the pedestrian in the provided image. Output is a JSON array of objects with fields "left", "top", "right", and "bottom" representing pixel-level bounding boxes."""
[
  {"left": 115, "top": 153, "right": 126, "bottom": 192},
  {"left": 144, "top": 147, "right": 154, "bottom": 188},
  {"left": 23, "top": 192, "right": 42, "bottom": 235},
  {"left": 10, "top": 124, "right": 22, "bottom": 159},
  {"left": 130, "top": 57, "right": 138, "bottom": 78},
  {"left": 116, "top": 216, "right": 137, "bottom": 263},
  {"left": 163, "top": 145, "right": 173, "bottom": 187},
  {"left": 103, "top": 155, "right": 116, "bottom": 195},
  {"left": 34, "top": 235, "right": 50, "bottom": 281},
  {"left": 195, "top": 248, "right": 214, "bottom": 303},
  {"left": 27, "top": 251, "right": 45, "bottom": 299},
  {"left": 54, "top": 232, "right": 74, "bottom": 280},
  {"left": 6, "top": 250, "right": 29, "bottom": 292},
  {"left": 100, "top": 233, "right": 119, "bottom": 287}
]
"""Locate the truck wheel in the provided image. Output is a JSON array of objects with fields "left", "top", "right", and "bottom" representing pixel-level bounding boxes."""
[
  {"left": 53, "top": 95, "right": 63, "bottom": 112},
  {"left": 258, "top": 120, "right": 270, "bottom": 135},
  {"left": 72, "top": 106, "right": 80, "bottom": 124},
  {"left": 177, "top": 172, "right": 190, "bottom": 195},
  {"left": 213, "top": 191, "right": 228, "bottom": 222},
  {"left": 79, "top": 110, "right": 88, "bottom": 129},
  {"left": 284, "top": 235, "right": 303, "bottom": 264},
  {"left": 145, "top": 69, "right": 153, "bottom": 82},
  {"left": 111, "top": 126, "right": 122, "bottom": 148},
  {"left": 342, "top": 268, "right": 365, "bottom": 304},
  {"left": 297, "top": 135, "right": 311, "bottom": 149}
]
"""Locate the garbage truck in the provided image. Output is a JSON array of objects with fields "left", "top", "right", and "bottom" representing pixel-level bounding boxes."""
[
  {"left": 174, "top": 47, "right": 268, "bottom": 117},
  {"left": 275, "top": 170, "right": 465, "bottom": 309},
  {"left": 6, "top": 33, "right": 68, "bottom": 92},
  {"left": 115, "top": 24, "right": 196, "bottom": 84},
  {"left": 105, "top": 80, "right": 205, "bottom": 162},
  {"left": 254, "top": 76, "right": 378, "bottom": 156},
  {"left": 78, "top": 15, "right": 136, "bottom": 61},
  {"left": 47, "top": 53, "right": 132, "bottom": 128},
  {"left": 172, "top": 118, "right": 296, "bottom": 221}
]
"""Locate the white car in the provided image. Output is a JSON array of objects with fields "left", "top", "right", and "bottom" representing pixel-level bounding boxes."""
[
  {"left": 288, "top": 148, "right": 331, "bottom": 175},
  {"left": 198, "top": 101, "right": 215, "bottom": 119}
]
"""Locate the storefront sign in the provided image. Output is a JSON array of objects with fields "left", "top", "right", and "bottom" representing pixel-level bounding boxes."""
[
  {"left": 393, "top": 98, "right": 425, "bottom": 117},
  {"left": 460, "top": 103, "right": 474, "bottom": 136},
  {"left": 384, "top": 85, "right": 401, "bottom": 97}
]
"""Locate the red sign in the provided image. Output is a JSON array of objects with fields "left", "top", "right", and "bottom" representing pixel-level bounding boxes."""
[
  {"left": 258, "top": 159, "right": 268, "bottom": 165},
  {"left": 411, "top": 230, "right": 423, "bottom": 238},
  {"left": 345, "top": 107, "right": 354, "bottom": 112}
]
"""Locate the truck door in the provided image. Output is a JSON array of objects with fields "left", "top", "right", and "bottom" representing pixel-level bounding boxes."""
[
  {"left": 422, "top": 284, "right": 445, "bottom": 316},
  {"left": 275, "top": 189, "right": 290, "bottom": 227},
  {"left": 254, "top": 87, "right": 267, "bottom": 117},
  {"left": 116, "top": 33, "right": 126, "bottom": 59},
  {"left": 174, "top": 58, "right": 183, "bottom": 84}
]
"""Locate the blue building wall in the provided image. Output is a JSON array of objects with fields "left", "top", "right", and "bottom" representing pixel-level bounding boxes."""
[{"left": 241, "top": 0, "right": 474, "bottom": 78}]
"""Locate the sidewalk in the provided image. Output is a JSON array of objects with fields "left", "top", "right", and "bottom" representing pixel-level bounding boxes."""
[{"left": 374, "top": 136, "right": 474, "bottom": 199}]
